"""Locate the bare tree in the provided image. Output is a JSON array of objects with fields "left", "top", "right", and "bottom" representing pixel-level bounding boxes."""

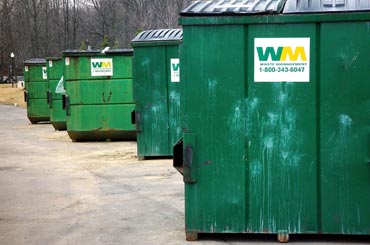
[
  {"left": 44, "top": 0, "right": 49, "bottom": 56},
  {"left": 72, "top": 0, "right": 78, "bottom": 48},
  {"left": 0, "top": 0, "right": 16, "bottom": 53},
  {"left": 0, "top": 0, "right": 192, "bottom": 75}
]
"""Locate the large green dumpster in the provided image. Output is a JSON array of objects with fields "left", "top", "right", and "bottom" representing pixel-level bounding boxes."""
[
  {"left": 24, "top": 58, "right": 50, "bottom": 124},
  {"left": 46, "top": 57, "right": 66, "bottom": 130},
  {"left": 131, "top": 29, "right": 182, "bottom": 159},
  {"left": 174, "top": 0, "right": 370, "bottom": 241},
  {"left": 63, "top": 49, "right": 136, "bottom": 141}
]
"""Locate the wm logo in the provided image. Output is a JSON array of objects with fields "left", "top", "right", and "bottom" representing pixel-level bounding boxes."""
[
  {"left": 256, "top": 46, "right": 307, "bottom": 62},
  {"left": 92, "top": 61, "right": 112, "bottom": 68}
]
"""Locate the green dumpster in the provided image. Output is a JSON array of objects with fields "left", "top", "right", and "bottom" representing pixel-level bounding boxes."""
[
  {"left": 174, "top": 0, "right": 370, "bottom": 241},
  {"left": 24, "top": 58, "right": 50, "bottom": 124},
  {"left": 63, "top": 49, "right": 136, "bottom": 141},
  {"left": 131, "top": 29, "right": 182, "bottom": 159},
  {"left": 46, "top": 57, "right": 66, "bottom": 130}
]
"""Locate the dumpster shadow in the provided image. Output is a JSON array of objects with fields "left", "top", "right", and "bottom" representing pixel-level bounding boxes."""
[
  {"left": 199, "top": 233, "right": 275, "bottom": 243},
  {"left": 289, "top": 234, "right": 369, "bottom": 243},
  {"left": 138, "top": 156, "right": 173, "bottom": 161},
  {"left": 29, "top": 121, "right": 50, "bottom": 125},
  {"left": 199, "top": 233, "right": 370, "bottom": 243}
]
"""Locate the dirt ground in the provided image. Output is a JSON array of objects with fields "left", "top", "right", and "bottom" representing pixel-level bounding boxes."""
[
  {"left": 0, "top": 84, "right": 26, "bottom": 108},
  {"left": 0, "top": 105, "right": 188, "bottom": 245}
]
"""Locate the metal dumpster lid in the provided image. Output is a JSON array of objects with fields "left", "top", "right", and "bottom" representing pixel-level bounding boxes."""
[
  {"left": 24, "top": 58, "right": 46, "bottom": 65},
  {"left": 283, "top": 0, "right": 370, "bottom": 13},
  {"left": 181, "top": 0, "right": 286, "bottom": 16},
  {"left": 131, "top": 29, "right": 183, "bottom": 42},
  {"left": 46, "top": 57, "right": 62, "bottom": 61},
  {"left": 104, "top": 49, "right": 133, "bottom": 55},
  {"left": 62, "top": 49, "right": 101, "bottom": 56}
]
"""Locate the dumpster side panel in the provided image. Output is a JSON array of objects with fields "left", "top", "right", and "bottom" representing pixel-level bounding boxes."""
[
  {"left": 182, "top": 25, "right": 247, "bottom": 232},
  {"left": 64, "top": 52, "right": 135, "bottom": 141},
  {"left": 179, "top": 7, "right": 370, "bottom": 238},
  {"left": 25, "top": 64, "right": 50, "bottom": 122},
  {"left": 247, "top": 23, "right": 319, "bottom": 233},
  {"left": 167, "top": 45, "right": 182, "bottom": 151},
  {"left": 28, "top": 65, "right": 47, "bottom": 82},
  {"left": 134, "top": 47, "right": 170, "bottom": 157},
  {"left": 66, "top": 104, "right": 136, "bottom": 140},
  {"left": 27, "top": 98, "right": 50, "bottom": 122},
  {"left": 48, "top": 59, "right": 65, "bottom": 130},
  {"left": 49, "top": 80, "right": 63, "bottom": 101},
  {"left": 320, "top": 22, "right": 370, "bottom": 234},
  {"left": 50, "top": 99, "right": 66, "bottom": 130},
  {"left": 65, "top": 56, "right": 92, "bottom": 81},
  {"left": 47, "top": 59, "right": 63, "bottom": 80},
  {"left": 27, "top": 82, "right": 49, "bottom": 99},
  {"left": 67, "top": 79, "right": 134, "bottom": 105},
  {"left": 65, "top": 56, "right": 132, "bottom": 80},
  {"left": 47, "top": 59, "right": 64, "bottom": 101}
]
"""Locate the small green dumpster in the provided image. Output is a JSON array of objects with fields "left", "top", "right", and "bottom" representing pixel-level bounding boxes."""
[
  {"left": 46, "top": 57, "right": 66, "bottom": 130},
  {"left": 131, "top": 29, "right": 182, "bottom": 159},
  {"left": 63, "top": 49, "right": 136, "bottom": 141},
  {"left": 174, "top": 0, "right": 370, "bottom": 241},
  {"left": 24, "top": 58, "right": 50, "bottom": 124}
]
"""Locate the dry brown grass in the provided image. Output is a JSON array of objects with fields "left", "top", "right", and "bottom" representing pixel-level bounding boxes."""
[{"left": 0, "top": 84, "right": 26, "bottom": 108}]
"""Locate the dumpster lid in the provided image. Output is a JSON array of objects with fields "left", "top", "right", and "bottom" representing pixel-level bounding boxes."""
[
  {"left": 284, "top": 0, "right": 370, "bottom": 13},
  {"left": 131, "top": 29, "right": 182, "bottom": 42},
  {"left": 181, "top": 0, "right": 286, "bottom": 16},
  {"left": 46, "top": 57, "right": 62, "bottom": 61},
  {"left": 62, "top": 49, "right": 101, "bottom": 56},
  {"left": 24, "top": 58, "right": 46, "bottom": 65},
  {"left": 104, "top": 48, "right": 133, "bottom": 55}
]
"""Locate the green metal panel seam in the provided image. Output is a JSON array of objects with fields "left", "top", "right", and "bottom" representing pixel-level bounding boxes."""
[
  {"left": 244, "top": 23, "right": 250, "bottom": 226},
  {"left": 315, "top": 22, "right": 322, "bottom": 233},
  {"left": 164, "top": 46, "right": 171, "bottom": 152},
  {"left": 131, "top": 41, "right": 181, "bottom": 48}
]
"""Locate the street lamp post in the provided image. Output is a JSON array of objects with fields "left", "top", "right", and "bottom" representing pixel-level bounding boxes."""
[
  {"left": 5, "top": 52, "right": 17, "bottom": 87},
  {"left": 0, "top": 62, "right": 2, "bottom": 83},
  {"left": 0, "top": 48, "right": 3, "bottom": 83},
  {"left": 10, "top": 52, "right": 16, "bottom": 88}
]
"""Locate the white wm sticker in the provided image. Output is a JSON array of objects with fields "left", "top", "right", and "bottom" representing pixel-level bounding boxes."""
[
  {"left": 254, "top": 38, "right": 310, "bottom": 82},
  {"left": 65, "top": 57, "right": 70, "bottom": 66},
  {"left": 25, "top": 66, "right": 28, "bottom": 72},
  {"left": 49, "top": 60, "right": 53, "bottom": 67},
  {"left": 91, "top": 58, "right": 113, "bottom": 76},
  {"left": 42, "top": 67, "right": 47, "bottom": 80},
  {"left": 170, "top": 58, "right": 180, "bottom": 82}
]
